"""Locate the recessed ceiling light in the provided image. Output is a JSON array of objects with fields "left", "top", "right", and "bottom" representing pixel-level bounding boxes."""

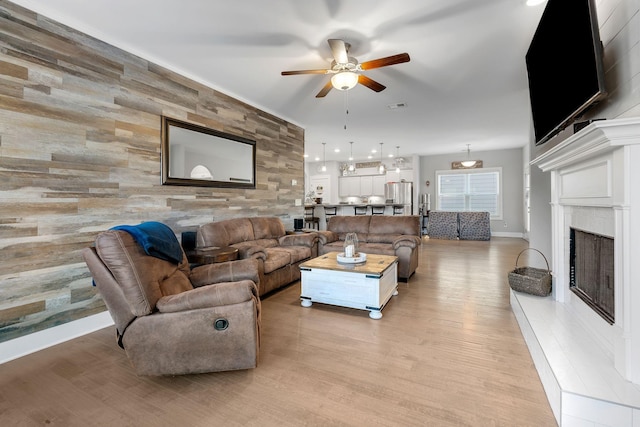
[{"left": 334, "top": 148, "right": 340, "bottom": 153}]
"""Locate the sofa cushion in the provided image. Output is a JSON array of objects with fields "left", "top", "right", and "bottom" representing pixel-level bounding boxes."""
[
  {"left": 358, "top": 242, "right": 396, "bottom": 257},
  {"left": 226, "top": 218, "right": 255, "bottom": 243},
  {"left": 327, "top": 216, "right": 372, "bottom": 235},
  {"left": 250, "top": 217, "right": 285, "bottom": 240},
  {"left": 197, "top": 218, "right": 254, "bottom": 247},
  {"left": 251, "top": 238, "right": 279, "bottom": 248},
  {"left": 269, "top": 245, "right": 312, "bottom": 264},
  {"left": 263, "top": 248, "right": 291, "bottom": 274},
  {"left": 366, "top": 233, "right": 402, "bottom": 244},
  {"left": 95, "top": 230, "right": 192, "bottom": 317},
  {"left": 369, "top": 215, "right": 421, "bottom": 236}
]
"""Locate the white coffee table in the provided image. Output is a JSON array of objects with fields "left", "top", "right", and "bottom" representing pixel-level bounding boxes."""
[{"left": 299, "top": 252, "right": 398, "bottom": 319}]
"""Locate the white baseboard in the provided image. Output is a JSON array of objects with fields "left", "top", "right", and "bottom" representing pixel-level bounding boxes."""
[
  {"left": 491, "top": 231, "right": 524, "bottom": 238},
  {"left": 0, "top": 311, "right": 114, "bottom": 365}
]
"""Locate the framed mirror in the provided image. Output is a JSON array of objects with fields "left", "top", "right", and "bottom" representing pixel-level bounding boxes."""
[{"left": 161, "top": 116, "right": 256, "bottom": 188}]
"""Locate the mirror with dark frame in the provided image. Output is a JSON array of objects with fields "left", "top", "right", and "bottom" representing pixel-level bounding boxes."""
[{"left": 161, "top": 116, "right": 256, "bottom": 188}]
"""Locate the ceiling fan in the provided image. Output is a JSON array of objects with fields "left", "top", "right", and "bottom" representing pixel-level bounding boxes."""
[{"left": 281, "top": 39, "right": 410, "bottom": 98}]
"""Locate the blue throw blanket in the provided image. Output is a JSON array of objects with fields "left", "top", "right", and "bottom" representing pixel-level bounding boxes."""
[{"left": 111, "top": 221, "right": 183, "bottom": 264}]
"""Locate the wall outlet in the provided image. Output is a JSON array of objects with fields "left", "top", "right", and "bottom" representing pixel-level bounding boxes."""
[
  {"left": 503, "top": 221, "right": 508, "bottom": 228},
  {"left": 291, "top": 179, "right": 297, "bottom": 186},
  {"left": 295, "top": 199, "right": 302, "bottom": 206}
]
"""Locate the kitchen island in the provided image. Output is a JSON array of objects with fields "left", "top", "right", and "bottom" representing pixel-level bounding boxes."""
[{"left": 305, "top": 203, "right": 410, "bottom": 229}]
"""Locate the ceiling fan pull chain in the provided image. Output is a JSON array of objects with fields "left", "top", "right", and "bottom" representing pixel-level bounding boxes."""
[{"left": 344, "top": 91, "right": 349, "bottom": 130}]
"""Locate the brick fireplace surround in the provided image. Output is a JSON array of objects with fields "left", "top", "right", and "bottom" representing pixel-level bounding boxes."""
[{"left": 513, "top": 118, "right": 640, "bottom": 426}]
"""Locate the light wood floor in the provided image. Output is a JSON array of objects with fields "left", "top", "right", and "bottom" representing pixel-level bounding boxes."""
[{"left": 0, "top": 237, "right": 556, "bottom": 426}]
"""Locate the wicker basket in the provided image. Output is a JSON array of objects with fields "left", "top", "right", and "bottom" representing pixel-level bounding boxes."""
[{"left": 508, "top": 248, "right": 552, "bottom": 296}]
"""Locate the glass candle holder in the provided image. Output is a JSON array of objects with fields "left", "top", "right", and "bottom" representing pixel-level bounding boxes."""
[{"left": 343, "top": 232, "right": 358, "bottom": 258}]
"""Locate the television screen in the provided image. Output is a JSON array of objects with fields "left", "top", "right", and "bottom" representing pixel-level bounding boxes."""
[{"left": 526, "top": 0, "right": 606, "bottom": 145}]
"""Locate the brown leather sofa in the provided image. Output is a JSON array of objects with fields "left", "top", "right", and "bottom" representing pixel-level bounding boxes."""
[
  {"left": 196, "top": 217, "right": 318, "bottom": 296},
  {"left": 83, "top": 228, "right": 261, "bottom": 376},
  {"left": 317, "top": 215, "right": 422, "bottom": 280}
]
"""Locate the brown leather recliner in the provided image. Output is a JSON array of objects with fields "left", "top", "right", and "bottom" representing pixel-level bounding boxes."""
[{"left": 83, "top": 228, "right": 261, "bottom": 376}]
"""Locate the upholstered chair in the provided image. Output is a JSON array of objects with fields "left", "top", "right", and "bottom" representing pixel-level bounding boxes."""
[{"left": 83, "top": 228, "right": 261, "bottom": 376}]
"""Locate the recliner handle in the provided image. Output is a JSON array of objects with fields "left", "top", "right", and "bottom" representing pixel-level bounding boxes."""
[{"left": 214, "top": 318, "right": 229, "bottom": 331}]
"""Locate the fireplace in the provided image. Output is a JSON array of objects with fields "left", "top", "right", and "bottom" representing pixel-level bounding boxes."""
[
  {"left": 515, "top": 118, "right": 640, "bottom": 424},
  {"left": 569, "top": 228, "right": 614, "bottom": 324}
]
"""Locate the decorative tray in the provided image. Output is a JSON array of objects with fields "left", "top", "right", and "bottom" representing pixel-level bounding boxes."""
[{"left": 336, "top": 252, "right": 367, "bottom": 264}]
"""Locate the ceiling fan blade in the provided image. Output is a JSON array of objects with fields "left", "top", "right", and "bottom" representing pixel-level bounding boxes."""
[
  {"left": 315, "top": 80, "right": 333, "bottom": 98},
  {"left": 360, "top": 53, "right": 410, "bottom": 70},
  {"left": 328, "top": 39, "right": 349, "bottom": 64},
  {"left": 281, "top": 69, "right": 328, "bottom": 75},
  {"left": 358, "top": 74, "right": 386, "bottom": 92}
]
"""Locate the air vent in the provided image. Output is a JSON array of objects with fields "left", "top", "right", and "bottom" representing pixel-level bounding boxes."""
[{"left": 387, "top": 102, "right": 408, "bottom": 110}]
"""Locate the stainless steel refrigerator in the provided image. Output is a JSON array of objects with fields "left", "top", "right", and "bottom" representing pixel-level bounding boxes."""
[{"left": 384, "top": 181, "right": 413, "bottom": 215}]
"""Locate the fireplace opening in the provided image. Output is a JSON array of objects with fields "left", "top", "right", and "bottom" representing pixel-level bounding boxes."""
[{"left": 569, "top": 228, "right": 615, "bottom": 324}]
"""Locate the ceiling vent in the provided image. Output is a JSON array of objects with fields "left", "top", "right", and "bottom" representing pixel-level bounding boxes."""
[{"left": 387, "top": 102, "right": 408, "bottom": 110}]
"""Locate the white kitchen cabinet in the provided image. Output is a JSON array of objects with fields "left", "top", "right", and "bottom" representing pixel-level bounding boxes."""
[
  {"left": 339, "top": 176, "right": 360, "bottom": 197},
  {"left": 360, "top": 176, "right": 373, "bottom": 195},
  {"left": 372, "top": 175, "right": 386, "bottom": 196}
]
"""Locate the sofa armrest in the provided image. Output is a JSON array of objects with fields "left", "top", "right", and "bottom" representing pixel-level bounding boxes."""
[
  {"left": 317, "top": 230, "right": 338, "bottom": 245},
  {"left": 392, "top": 235, "right": 421, "bottom": 250},
  {"left": 156, "top": 280, "right": 258, "bottom": 313},
  {"left": 279, "top": 232, "right": 318, "bottom": 248},
  {"left": 233, "top": 244, "right": 266, "bottom": 261},
  {"left": 190, "top": 258, "right": 260, "bottom": 287}
]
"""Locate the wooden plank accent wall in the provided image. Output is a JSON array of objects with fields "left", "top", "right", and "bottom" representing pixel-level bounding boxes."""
[{"left": 0, "top": 1, "right": 305, "bottom": 343}]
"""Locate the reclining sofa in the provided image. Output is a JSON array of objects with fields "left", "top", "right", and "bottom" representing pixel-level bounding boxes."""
[
  {"left": 317, "top": 215, "right": 421, "bottom": 281},
  {"left": 196, "top": 217, "right": 318, "bottom": 296},
  {"left": 84, "top": 224, "right": 261, "bottom": 376}
]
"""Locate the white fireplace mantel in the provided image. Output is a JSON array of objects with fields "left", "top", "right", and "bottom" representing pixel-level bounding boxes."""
[{"left": 533, "top": 117, "right": 640, "bottom": 172}]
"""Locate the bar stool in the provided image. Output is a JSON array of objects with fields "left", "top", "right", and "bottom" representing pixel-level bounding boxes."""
[
  {"left": 324, "top": 206, "right": 337, "bottom": 224},
  {"left": 353, "top": 206, "right": 367, "bottom": 215},
  {"left": 370, "top": 205, "right": 385, "bottom": 215},
  {"left": 304, "top": 206, "right": 320, "bottom": 230},
  {"left": 354, "top": 205, "right": 368, "bottom": 215}
]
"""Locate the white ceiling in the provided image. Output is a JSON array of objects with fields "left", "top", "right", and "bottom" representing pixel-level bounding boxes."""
[{"left": 10, "top": 0, "right": 546, "bottom": 163}]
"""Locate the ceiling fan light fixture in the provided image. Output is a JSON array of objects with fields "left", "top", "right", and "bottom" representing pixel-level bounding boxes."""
[{"left": 331, "top": 71, "right": 359, "bottom": 91}]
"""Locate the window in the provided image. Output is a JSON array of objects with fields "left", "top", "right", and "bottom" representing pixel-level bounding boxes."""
[{"left": 435, "top": 167, "right": 502, "bottom": 219}]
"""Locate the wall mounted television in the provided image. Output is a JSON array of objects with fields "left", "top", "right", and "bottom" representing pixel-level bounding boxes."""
[{"left": 526, "top": 0, "right": 607, "bottom": 146}]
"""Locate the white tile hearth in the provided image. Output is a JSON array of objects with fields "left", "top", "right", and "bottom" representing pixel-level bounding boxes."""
[{"left": 512, "top": 290, "right": 640, "bottom": 426}]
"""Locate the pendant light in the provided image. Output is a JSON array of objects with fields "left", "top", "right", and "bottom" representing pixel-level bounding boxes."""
[
  {"left": 395, "top": 146, "right": 401, "bottom": 173},
  {"left": 461, "top": 144, "right": 477, "bottom": 168},
  {"left": 378, "top": 142, "right": 386, "bottom": 174},
  {"left": 321, "top": 142, "right": 327, "bottom": 172},
  {"left": 347, "top": 141, "right": 356, "bottom": 172}
]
